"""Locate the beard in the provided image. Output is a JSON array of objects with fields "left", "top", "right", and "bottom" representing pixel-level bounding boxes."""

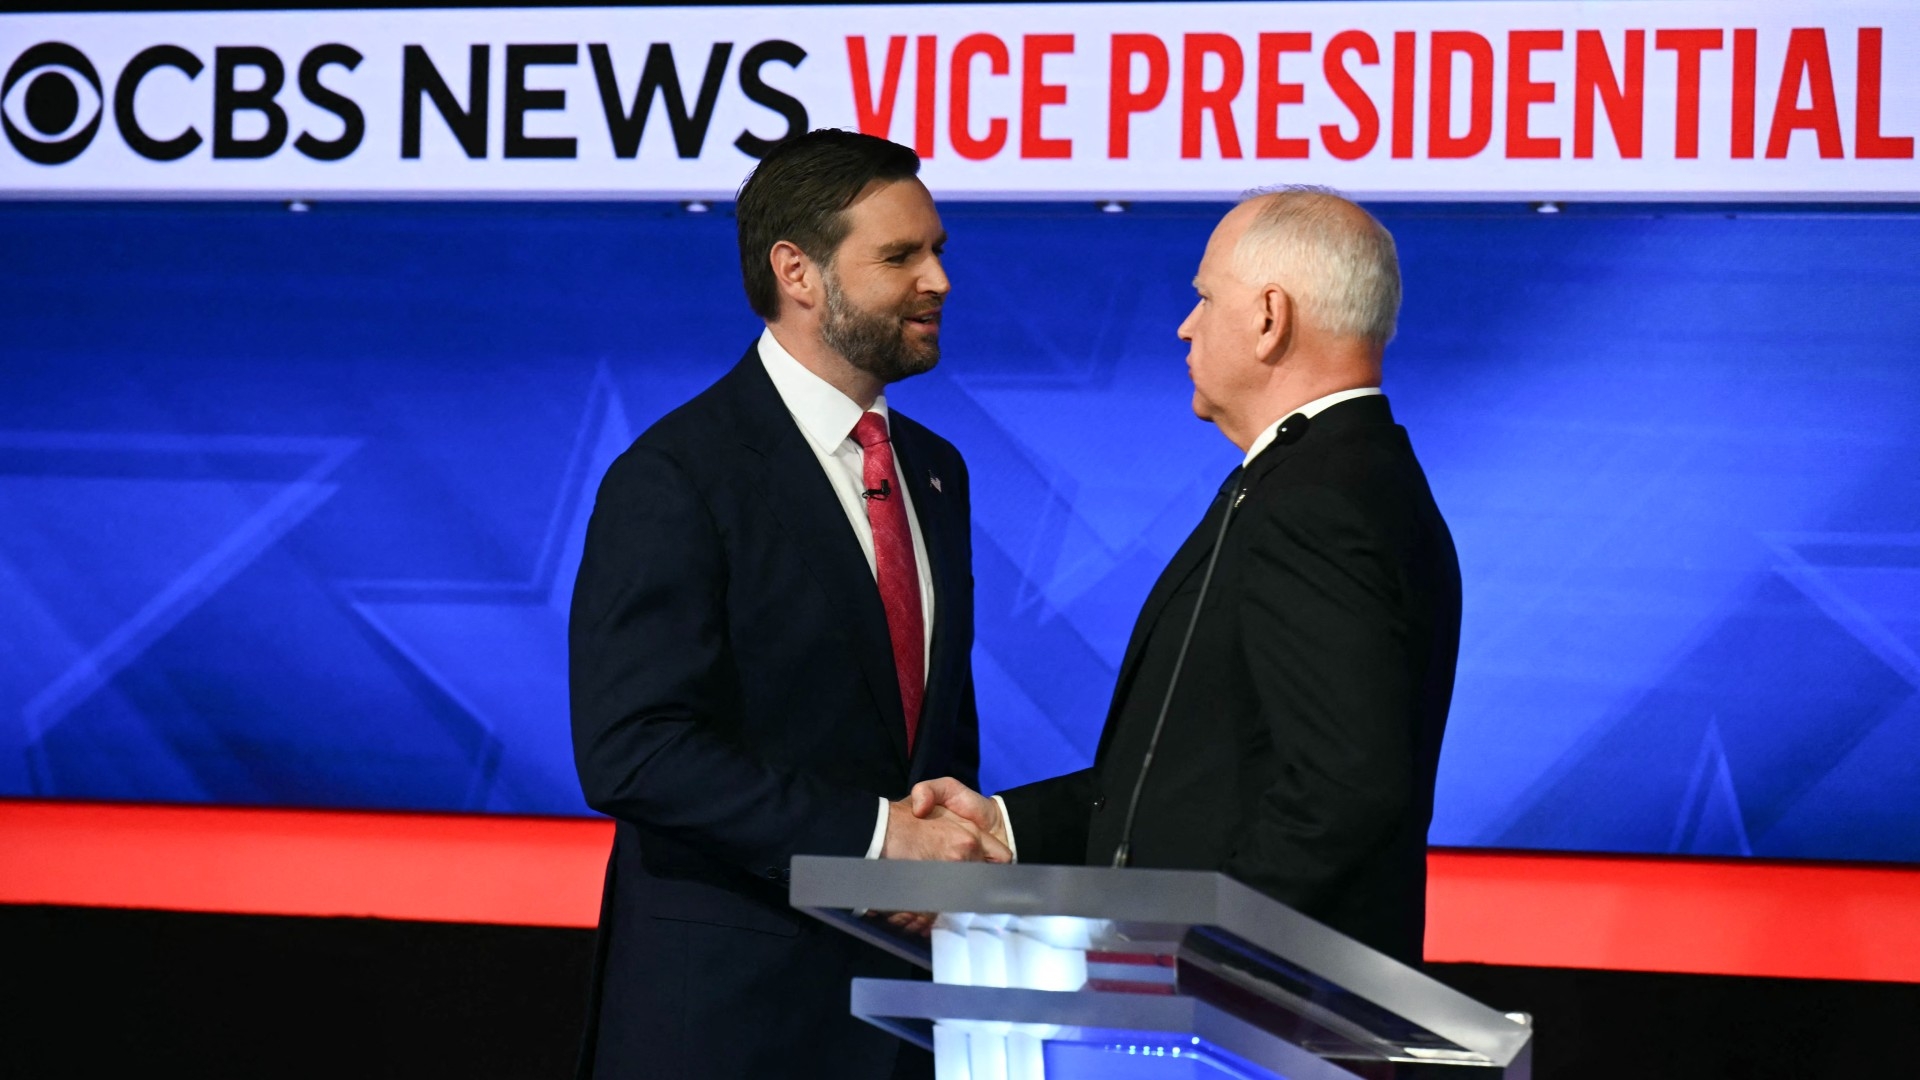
[{"left": 820, "top": 269, "right": 941, "bottom": 385}]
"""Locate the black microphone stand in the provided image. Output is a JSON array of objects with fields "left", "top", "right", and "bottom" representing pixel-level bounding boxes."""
[{"left": 1112, "top": 474, "right": 1244, "bottom": 868}]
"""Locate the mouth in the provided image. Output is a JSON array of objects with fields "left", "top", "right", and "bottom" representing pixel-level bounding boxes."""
[{"left": 903, "top": 309, "right": 942, "bottom": 332}]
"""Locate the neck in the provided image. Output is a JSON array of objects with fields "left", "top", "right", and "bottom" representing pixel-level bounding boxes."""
[
  {"left": 766, "top": 320, "right": 885, "bottom": 410},
  {"left": 1222, "top": 345, "right": 1381, "bottom": 452}
]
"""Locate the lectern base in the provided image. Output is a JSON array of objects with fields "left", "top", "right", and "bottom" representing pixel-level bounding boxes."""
[{"left": 853, "top": 978, "right": 1368, "bottom": 1080}]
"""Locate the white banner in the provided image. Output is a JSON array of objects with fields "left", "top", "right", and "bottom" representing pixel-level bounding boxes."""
[{"left": 1, "top": 2, "right": 1914, "bottom": 200}]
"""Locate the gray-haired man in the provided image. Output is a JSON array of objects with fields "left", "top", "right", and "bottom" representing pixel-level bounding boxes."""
[{"left": 914, "top": 187, "right": 1461, "bottom": 965}]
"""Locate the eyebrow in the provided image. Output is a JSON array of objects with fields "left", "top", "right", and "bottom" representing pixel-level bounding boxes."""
[{"left": 879, "top": 233, "right": 948, "bottom": 258}]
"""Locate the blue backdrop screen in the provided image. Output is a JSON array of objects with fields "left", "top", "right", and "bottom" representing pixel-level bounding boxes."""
[{"left": 3, "top": 200, "right": 1917, "bottom": 863}]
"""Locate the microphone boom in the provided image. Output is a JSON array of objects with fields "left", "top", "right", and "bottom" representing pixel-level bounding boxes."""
[{"left": 1112, "top": 475, "right": 1243, "bottom": 868}]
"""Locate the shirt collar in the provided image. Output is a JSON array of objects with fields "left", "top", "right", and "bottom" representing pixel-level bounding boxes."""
[
  {"left": 757, "top": 327, "right": 889, "bottom": 455},
  {"left": 1241, "top": 387, "right": 1384, "bottom": 466}
]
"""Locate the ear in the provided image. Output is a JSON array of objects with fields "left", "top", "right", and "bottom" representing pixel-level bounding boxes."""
[
  {"left": 769, "top": 240, "right": 820, "bottom": 315},
  {"left": 1254, "top": 283, "right": 1293, "bottom": 365}
]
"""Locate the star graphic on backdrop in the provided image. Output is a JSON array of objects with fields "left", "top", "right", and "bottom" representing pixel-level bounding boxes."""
[
  {"left": 343, "top": 367, "right": 631, "bottom": 813},
  {"left": 1760, "top": 532, "right": 1920, "bottom": 859},
  {"left": 0, "top": 431, "right": 358, "bottom": 793},
  {"left": 1660, "top": 533, "right": 1920, "bottom": 856},
  {"left": 1767, "top": 533, "right": 1920, "bottom": 693},
  {"left": 1701, "top": 531, "right": 1920, "bottom": 853},
  {"left": 1489, "top": 531, "right": 1920, "bottom": 859},
  {"left": 1669, "top": 716, "right": 1753, "bottom": 856}
]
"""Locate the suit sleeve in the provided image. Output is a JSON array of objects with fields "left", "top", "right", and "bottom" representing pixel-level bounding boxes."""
[
  {"left": 569, "top": 445, "right": 878, "bottom": 878},
  {"left": 953, "top": 670, "right": 982, "bottom": 794},
  {"left": 996, "top": 768, "right": 1097, "bottom": 865},
  {"left": 1224, "top": 484, "right": 1414, "bottom": 911}
]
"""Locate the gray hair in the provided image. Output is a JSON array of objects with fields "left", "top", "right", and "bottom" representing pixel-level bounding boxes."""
[{"left": 1231, "top": 185, "right": 1401, "bottom": 346}]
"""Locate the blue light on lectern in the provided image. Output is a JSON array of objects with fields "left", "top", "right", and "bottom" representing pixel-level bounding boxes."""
[{"left": 1043, "top": 1038, "right": 1266, "bottom": 1079}]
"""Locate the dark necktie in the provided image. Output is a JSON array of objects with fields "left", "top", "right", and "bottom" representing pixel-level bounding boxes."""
[{"left": 853, "top": 411, "right": 925, "bottom": 750}]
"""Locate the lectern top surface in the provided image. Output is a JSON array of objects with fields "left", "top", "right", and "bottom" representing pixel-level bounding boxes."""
[{"left": 789, "top": 856, "right": 1532, "bottom": 1071}]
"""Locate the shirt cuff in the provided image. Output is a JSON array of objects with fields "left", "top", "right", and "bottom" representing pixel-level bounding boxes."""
[
  {"left": 864, "top": 796, "right": 889, "bottom": 859},
  {"left": 992, "top": 794, "right": 1018, "bottom": 863}
]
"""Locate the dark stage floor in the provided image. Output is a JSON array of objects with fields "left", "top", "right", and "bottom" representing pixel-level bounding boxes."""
[{"left": 2, "top": 904, "right": 1914, "bottom": 1079}]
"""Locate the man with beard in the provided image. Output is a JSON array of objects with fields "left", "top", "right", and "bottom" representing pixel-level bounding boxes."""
[{"left": 569, "top": 130, "right": 1005, "bottom": 1080}]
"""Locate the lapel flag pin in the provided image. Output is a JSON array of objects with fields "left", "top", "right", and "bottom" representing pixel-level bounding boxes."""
[{"left": 928, "top": 471, "right": 943, "bottom": 493}]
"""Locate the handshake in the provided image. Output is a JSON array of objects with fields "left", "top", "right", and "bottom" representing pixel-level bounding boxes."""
[{"left": 880, "top": 776, "right": 1013, "bottom": 864}]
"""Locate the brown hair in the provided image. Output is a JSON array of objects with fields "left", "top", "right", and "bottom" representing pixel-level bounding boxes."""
[{"left": 735, "top": 129, "right": 921, "bottom": 320}]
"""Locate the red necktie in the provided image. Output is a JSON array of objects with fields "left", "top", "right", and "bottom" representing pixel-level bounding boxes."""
[{"left": 852, "top": 411, "right": 925, "bottom": 750}]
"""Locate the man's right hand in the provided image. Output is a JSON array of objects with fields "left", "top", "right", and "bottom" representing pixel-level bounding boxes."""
[
  {"left": 881, "top": 799, "right": 1012, "bottom": 862},
  {"left": 907, "top": 776, "right": 1009, "bottom": 853}
]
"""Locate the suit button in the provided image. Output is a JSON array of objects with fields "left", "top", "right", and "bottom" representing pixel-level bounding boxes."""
[{"left": 1092, "top": 796, "right": 1107, "bottom": 812}]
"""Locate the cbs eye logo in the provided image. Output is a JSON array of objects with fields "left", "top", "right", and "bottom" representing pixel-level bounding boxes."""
[{"left": 3, "top": 43, "right": 103, "bottom": 165}]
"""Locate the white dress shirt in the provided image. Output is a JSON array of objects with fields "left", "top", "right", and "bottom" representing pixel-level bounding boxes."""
[{"left": 756, "top": 329, "right": 936, "bottom": 859}]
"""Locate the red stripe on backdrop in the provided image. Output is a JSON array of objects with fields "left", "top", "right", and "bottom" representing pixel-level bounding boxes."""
[
  {"left": 1424, "top": 847, "right": 1920, "bottom": 983},
  {"left": 0, "top": 799, "right": 610, "bottom": 928},
  {"left": 3, "top": 800, "right": 1917, "bottom": 982}
]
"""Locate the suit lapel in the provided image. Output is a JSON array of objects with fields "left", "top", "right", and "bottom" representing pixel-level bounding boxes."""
[
  {"left": 1101, "top": 481, "right": 1235, "bottom": 741},
  {"left": 724, "top": 352, "right": 912, "bottom": 766},
  {"left": 1098, "top": 443, "right": 1298, "bottom": 752},
  {"left": 1096, "top": 396, "right": 1398, "bottom": 762},
  {"left": 888, "top": 421, "right": 952, "bottom": 779}
]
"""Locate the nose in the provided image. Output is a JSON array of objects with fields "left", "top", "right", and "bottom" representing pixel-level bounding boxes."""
[
  {"left": 1177, "top": 300, "right": 1199, "bottom": 342},
  {"left": 922, "top": 253, "right": 951, "bottom": 298}
]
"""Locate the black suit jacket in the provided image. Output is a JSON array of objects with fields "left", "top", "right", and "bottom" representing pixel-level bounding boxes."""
[
  {"left": 999, "top": 395, "right": 1459, "bottom": 964},
  {"left": 568, "top": 345, "right": 978, "bottom": 1079}
]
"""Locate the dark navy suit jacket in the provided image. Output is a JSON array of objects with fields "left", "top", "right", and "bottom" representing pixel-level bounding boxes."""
[{"left": 568, "top": 345, "right": 978, "bottom": 1079}]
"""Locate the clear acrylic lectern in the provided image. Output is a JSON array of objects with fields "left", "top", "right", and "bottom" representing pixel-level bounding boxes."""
[{"left": 791, "top": 857, "right": 1532, "bottom": 1080}]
